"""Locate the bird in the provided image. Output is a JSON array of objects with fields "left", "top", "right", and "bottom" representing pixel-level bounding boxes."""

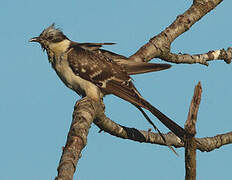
[{"left": 29, "top": 24, "right": 189, "bottom": 145}]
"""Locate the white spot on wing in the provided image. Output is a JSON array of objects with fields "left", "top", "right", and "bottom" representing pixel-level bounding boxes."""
[
  {"left": 81, "top": 68, "right": 86, "bottom": 73},
  {"left": 82, "top": 62, "right": 88, "bottom": 66},
  {"left": 100, "top": 76, "right": 115, "bottom": 88},
  {"left": 90, "top": 70, "right": 103, "bottom": 79}
]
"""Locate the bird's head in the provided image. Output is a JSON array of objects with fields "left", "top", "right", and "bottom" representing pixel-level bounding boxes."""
[{"left": 29, "top": 23, "right": 68, "bottom": 51}]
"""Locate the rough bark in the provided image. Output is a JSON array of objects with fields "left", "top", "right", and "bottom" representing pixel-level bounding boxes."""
[
  {"left": 184, "top": 82, "right": 202, "bottom": 180},
  {"left": 55, "top": 98, "right": 101, "bottom": 180}
]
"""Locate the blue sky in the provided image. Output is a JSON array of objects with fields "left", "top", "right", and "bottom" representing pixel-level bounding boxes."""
[{"left": 1, "top": 1, "right": 231, "bottom": 180}]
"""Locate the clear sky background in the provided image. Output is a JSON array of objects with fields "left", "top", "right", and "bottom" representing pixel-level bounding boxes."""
[{"left": 1, "top": 1, "right": 232, "bottom": 180}]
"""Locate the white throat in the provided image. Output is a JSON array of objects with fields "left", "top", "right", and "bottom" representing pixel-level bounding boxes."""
[{"left": 49, "top": 39, "right": 71, "bottom": 56}]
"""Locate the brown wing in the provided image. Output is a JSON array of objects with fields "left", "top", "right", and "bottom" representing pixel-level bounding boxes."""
[
  {"left": 67, "top": 45, "right": 132, "bottom": 89},
  {"left": 71, "top": 41, "right": 172, "bottom": 75},
  {"left": 67, "top": 45, "right": 148, "bottom": 106}
]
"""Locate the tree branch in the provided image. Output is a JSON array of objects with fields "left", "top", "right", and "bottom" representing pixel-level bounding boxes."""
[
  {"left": 94, "top": 113, "right": 232, "bottom": 152},
  {"left": 196, "top": 132, "right": 232, "bottom": 152},
  {"left": 184, "top": 82, "right": 202, "bottom": 180},
  {"left": 55, "top": 98, "right": 101, "bottom": 180},
  {"left": 129, "top": 0, "right": 229, "bottom": 65},
  {"left": 94, "top": 110, "right": 183, "bottom": 147},
  {"left": 162, "top": 48, "right": 232, "bottom": 66}
]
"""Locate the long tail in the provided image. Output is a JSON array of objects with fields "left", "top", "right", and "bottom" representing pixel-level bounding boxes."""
[
  {"left": 138, "top": 98, "right": 187, "bottom": 140},
  {"left": 103, "top": 79, "right": 187, "bottom": 140}
]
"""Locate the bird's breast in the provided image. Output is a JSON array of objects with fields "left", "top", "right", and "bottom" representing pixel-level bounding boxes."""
[
  {"left": 52, "top": 56, "right": 103, "bottom": 101},
  {"left": 53, "top": 57, "right": 85, "bottom": 95}
]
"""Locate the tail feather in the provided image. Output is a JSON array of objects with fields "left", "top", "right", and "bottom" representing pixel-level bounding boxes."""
[
  {"left": 136, "top": 105, "right": 179, "bottom": 155},
  {"left": 103, "top": 79, "right": 187, "bottom": 140},
  {"left": 140, "top": 99, "right": 187, "bottom": 140}
]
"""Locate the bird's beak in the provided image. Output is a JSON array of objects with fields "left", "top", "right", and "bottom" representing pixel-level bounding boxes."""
[{"left": 29, "top": 37, "right": 40, "bottom": 43}]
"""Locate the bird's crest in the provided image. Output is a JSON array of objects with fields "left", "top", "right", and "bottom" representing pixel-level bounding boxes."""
[{"left": 39, "top": 23, "right": 68, "bottom": 42}]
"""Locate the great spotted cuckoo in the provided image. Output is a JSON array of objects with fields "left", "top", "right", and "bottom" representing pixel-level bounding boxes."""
[{"left": 30, "top": 24, "right": 188, "bottom": 145}]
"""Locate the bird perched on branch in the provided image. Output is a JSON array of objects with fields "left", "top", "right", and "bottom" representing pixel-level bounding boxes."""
[{"left": 30, "top": 24, "right": 188, "bottom": 147}]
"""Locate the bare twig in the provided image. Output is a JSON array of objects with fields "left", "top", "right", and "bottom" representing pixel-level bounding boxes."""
[
  {"left": 94, "top": 111, "right": 183, "bottom": 147},
  {"left": 184, "top": 82, "right": 202, "bottom": 180},
  {"left": 94, "top": 113, "right": 232, "bottom": 151},
  {"left": 162, "top": 48, "right": 232, "bottom": 66},
  {"left": 197, "top": 132, "right": 232, "bottom": 152},
  {"left": 185, "top": 82, "right": 202, "bottom": 134}
]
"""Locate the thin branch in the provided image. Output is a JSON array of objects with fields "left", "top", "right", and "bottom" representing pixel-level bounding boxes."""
[
  {"left": 185, "top": 82, "right": 202, "bottom": 135},
  {"left": 94, "top": 114, "right": 232, "bottom": 151},
  {"left": 184, "top": 82, "right": 202, "bottom": 180},
  {"left": 162, "top": 48, "right": 232, "bottom": 66},
  {"left": 94, "top": 111, "right": 183, "bottom": 147},
  {"left": 197, "top": 132, "right": 232, "bottom": 152}
]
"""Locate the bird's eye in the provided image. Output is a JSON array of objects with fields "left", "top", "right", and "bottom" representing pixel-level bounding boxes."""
[{"left": 47, "top": 36, "right": 53, "bottom": 40}]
